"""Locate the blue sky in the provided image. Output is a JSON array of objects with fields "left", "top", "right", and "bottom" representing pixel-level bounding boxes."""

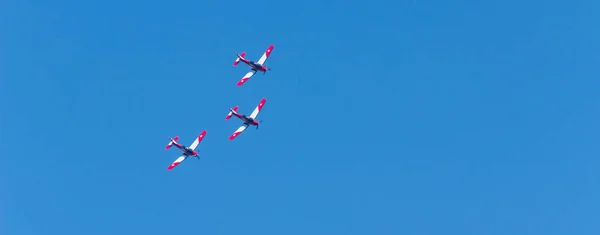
[{"left": 2, "top": 0, "right": 599, "bottom": 234}]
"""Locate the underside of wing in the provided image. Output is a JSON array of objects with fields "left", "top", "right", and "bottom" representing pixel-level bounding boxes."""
[
  {"left": 257, "top": 44, "right": 274, "bottom": 65},
  {"left": 237, "top": 70, "right": 256, "bottom": 86},
  {"left": 249, "top": 98, "right": 267, "bottom": 119},
  {"left": 189, "top": 130, "right": 207, "bottom": 150},
  {"left": 229, "top": 124, "right": 248, "bottom": 140},
  {"left": 167, "top": 156, "right": 186, "bottom": 170}
]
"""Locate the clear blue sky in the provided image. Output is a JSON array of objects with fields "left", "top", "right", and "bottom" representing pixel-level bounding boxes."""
[{"left": 2, "top": 0, "right": 599, "bottom": 234}]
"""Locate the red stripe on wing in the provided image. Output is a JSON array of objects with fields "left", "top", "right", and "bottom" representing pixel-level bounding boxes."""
[
  {"left": 237, "top": 78, "right": 249, "bottom": 86},
  {"left": 256, "top": 98, "right": 266, "bottom": 112},
  {"left": 264, "top": 45, "right": 274, "bottom": 57},
  {"left": 229, "top": 132, "right": 241, "bottom": 140},
  {"left": 167, "top": 162, "right": 180, "bottom": 170},
  {"left": 197, "top": 130, "right": 207, "bottom": 143}
]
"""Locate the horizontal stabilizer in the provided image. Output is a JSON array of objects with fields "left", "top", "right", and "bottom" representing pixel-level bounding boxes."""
[
  {"left": 225, "top": 106, "right": 239, "bottom": 120},
  {"left": 165, "top": 136, "right": 179, "bottom": 149},
  {"left": 233, "top": 52, "right": 246, "bottom": 66}
]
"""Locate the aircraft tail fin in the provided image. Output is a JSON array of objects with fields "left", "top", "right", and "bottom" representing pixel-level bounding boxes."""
[
  {"left": 165, "top": 136, "right": 179, "bottom": 149},
  {"left": 225, "top": 106, "right": 239, "bottom": 120},
  {"left": 233, "top": 52, "right": 246, "bottom": 66}
]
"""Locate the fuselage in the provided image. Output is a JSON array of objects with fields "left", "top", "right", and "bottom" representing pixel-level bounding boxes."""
[
  {"left": 172, "top": 142, "right": 198, "bottom": 156},
  {"left": 242, "top": 60, "right": 267, "bottom": 72},
  {"left": 233, "top": 112, "right": 259, "bottom": 125}
]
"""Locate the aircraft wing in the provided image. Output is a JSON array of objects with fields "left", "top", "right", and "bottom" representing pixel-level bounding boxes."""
[
  {"left": 249, "top": 98, "right": 267, "bottom": 119},
  {"left": 189, "top": 130, "right": 207, "bottom": 150},
  {"left": 167, "top": 156, "right": 187, "bottom": 170},
  {"left": 229, "top": 124, "right": 248, "bottom": 140},
  {"left": 236, "top": 70, "right": 256, "bottom": 86},
  {"left": 256, "top": 44, "right": 274, "bottom": 65}
]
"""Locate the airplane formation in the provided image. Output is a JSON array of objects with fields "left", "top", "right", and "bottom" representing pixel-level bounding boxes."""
[{"left": 165, "top": 44, "right": 274, "bottom": 170}]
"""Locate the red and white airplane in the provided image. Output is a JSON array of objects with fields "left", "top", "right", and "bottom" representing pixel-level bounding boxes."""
[
  {"left": 233, "top": 44, "right": 274, "bottom": 86},
  {"left": 165, "top": 130, "right": 207, "bottom": 170},
  {"left": 225, "top": 98, "right": 267, "bottom": 140}
]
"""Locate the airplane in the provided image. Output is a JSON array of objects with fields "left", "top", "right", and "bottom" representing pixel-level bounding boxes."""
[
  {"left": 225, "top": 98, "right": 267, "bottom": 140},
  {"left": 233, "top": 44, "right": 274, "bottom": 86},
  {"left": 165, "top": 130, "right": 207, "bottom": 170}
]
